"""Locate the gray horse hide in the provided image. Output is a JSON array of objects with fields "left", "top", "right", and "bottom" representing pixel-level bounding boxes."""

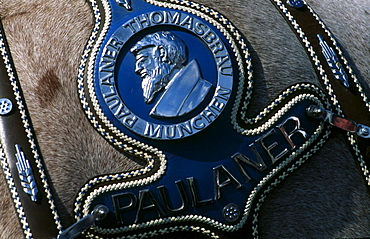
[{"left": 0, "top": 0, "right": 369, "bottom": 238}]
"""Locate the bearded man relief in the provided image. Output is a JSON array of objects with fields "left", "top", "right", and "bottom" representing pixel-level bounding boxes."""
[{"left": 131, "top": 31, "right": 212, "bottom": 118}]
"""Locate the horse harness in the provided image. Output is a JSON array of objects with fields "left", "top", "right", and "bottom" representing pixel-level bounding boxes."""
[{"left": 0, "top": 0, "right": 369, "bottom": 238}]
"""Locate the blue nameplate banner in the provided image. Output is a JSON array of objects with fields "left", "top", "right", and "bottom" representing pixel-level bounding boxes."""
[{"left": 76, "top": 0, "right": 331, "bottom": 237}]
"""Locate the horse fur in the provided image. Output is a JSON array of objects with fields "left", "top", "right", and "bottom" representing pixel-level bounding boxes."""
[{"left": 0, "top": 0, "right": 370, "bottom": 238}]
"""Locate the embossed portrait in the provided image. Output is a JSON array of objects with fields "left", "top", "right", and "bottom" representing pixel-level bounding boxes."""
[{"left": 131, "top": 31, "right": 212, "bottom": 118}]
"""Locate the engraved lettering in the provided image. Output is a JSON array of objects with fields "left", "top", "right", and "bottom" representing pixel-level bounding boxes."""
[
  {"left": 202, "top": 29, "right": 217, "bottom": 44},
  {"left": 102, "top": 85, "right": 116, "bottom": 98},
  {"left": 257, "top": 128, "right": 288, "bottom": 164},
  {"left": 123, "top": 19, "right": 137, "bottom": 33},
  {"left": 157, "top": 180, "right": 188, "bottom": 213},
  {"left": 210, "top": 98, "right": 225, "bottom": 113},
  {"left": 232, "top": 145, "right": 267, "bottom": 182},
  {"left": 135, "top": 14, "right": 151, "bottom": 29},
  {"left": 177, "top": 121, "right": 193, "bottom": 138},
  {"left": 100, "top": 61, "right": 115, "bottom": 73},
  {"left": 112, "top": 192, "right": 137, "bottom": 225},
  {"left": 123, "top": 115, "right": 138, "bottom": 128},
  {"left": 213, "top": 165, "right": 243, "bottom": 200},
  {"left": 135, "top": 189, "right": 166, "bottom": 223},
  {"left": 216, "top": 86, "right": 232, "bottom": 101},
  {"left": 220, "top": 65, "right": 233, "bottom": 76},
  {"left": 200, "top": 107, "right": 218, "bottom": 123},
  {"left": 191, "top": 116, "right": 206, "bottom": 130},
  {"left": 150, "top": 11, "right": 164, "bottom": 24},
  {"left": 144, "top": 123, "right": 163, "bottom": 138},
  {"left": 180, "top": 15, "right": 194, "bottom": 29},
  {"left": 108, "top": 37, "right": 124, "bottom": 50},
  {"left": 102, "top": 38, "right": 123, "bottom": 60},
  {"left": 216, "top": 55, "right": 232, "bottom": 76},
  {"left": 209, "top": 39, "right": 224, "bottom": 55},
  {"left": 114, "top": 103, "right": 131, "bottom": 119},
  {"left": 103, "top": 49, "right": 117, "bottom": 59},
  {"left": 165, "top": 125, "right": 176, "bottom": 139},
  {"left": 164, "top": 11, "right": 181, "bottom": 24},
  {"left": 186, "top": 177, "right": 213, "bottom": 207},
  {"left": 106, "top": 96, "right": 120, "bottom": 110},
  {"left": 194, "top": 21, "right": 207, "bottom": 35},
  {"left": 279, "top": 116, "right": 308, "bottom": 149},
  {"left": 100, "top": 72, "right": 114, "bottom": 85}
]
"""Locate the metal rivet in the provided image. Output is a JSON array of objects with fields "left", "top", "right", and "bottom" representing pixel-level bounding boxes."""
[
  {"left": 0, "top": 98, "right": 13, "bottom": 116},
  {"left": 306, "top": 105, "right": 324, "bottom": 118},
  {"left": 222, "top": 203, "right": 240, "bottom": 223},
  {"left": 286, "top": 0, "right": 304, "bottom": 8},
  {"left": 359, "top": 126, "right": 370, "bottom": 137},
  {"left": 93, "top": 204, "right": 109, "bottom": 221}
]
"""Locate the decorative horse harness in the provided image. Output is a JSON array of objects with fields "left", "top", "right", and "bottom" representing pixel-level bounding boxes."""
[{"left": 0, "top": 0, "right": 369, "bottom": 238}]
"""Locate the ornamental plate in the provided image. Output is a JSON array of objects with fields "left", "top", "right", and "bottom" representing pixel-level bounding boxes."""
[
  {"left": 77, "top": 0, "right": 331, "bottom": 237},
  {"left": 98, "top": 15, "right": 233, "bottom": 139}
]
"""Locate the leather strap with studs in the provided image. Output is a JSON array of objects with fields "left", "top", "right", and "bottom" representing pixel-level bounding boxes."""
[
  {"left": 0, "top": 18, "right": 61, "bottom": 239},
  {"left": 273, "top": 0, "right": 370, "bottom": 181}
]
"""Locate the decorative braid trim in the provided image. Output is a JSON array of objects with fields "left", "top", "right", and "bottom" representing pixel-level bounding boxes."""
[
  {"left": 270, "top": 0, "right": 370, "bottom": 191},
  {"left": 232, "top": 83, "right": 331, "bottom": 135},
  {"left": 75, "top": 0, "right": 252, "bottom": 224},
  {"left": 75, "top": 0, "right": 168, "bottom": 220},
  {"left": 306, "top": 2, "right": 370, "bottom": 112},
  {"left": 347, "top": 134, "right": 370, "bottom": 185},
  {"left": 303, "top": 0, "right": 370, "bottom": 186},
  {"left": 87, "top": 225, "right": 220, "bottom": 239},
  {"left": 249, "top": 1, "right": 370, "bottom": 238},
  {"left": 0, "top": 28, "right": 63, "bottom": 236},
  {"left": 77, "top": 84, "right": 330, "bottom": 236},
  {"left": 251, "top": 129, "right": 331, "bottom": 237},
  {"left": 76, "top": 0, "right": 332, "bottom": 238},
  {"left": 272, "top": 0, "right": 341, "bottom": 114},
  {"left": 0, "top": 145, "right": 32, "bottom": 239}
]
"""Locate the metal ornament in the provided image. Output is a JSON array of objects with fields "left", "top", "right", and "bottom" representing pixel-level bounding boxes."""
[
  {"left": 115, "top": 0, "right": 132, "bottom": 10},
  {"left": 222, "top": 203, "right": 240, "bottom": 223},
  {"left": 317, "top": 34, "right": 349, "bottom": 88},
  {"left": 307, "top": 105, "right": 370, "bottom": 139},
  {"left": 96, "top": 14, "right": 233, "bottom": 140},
  {"left": 0, "top": 17, "right": 62, "bottom": 238},
  {"left": 76, "top": 0, "right": 332, "bottom": 238},
  {"left": 15, "top": 144, "right": 38, "bottom": 202},
  {"left": 58, "top": 205, "right": 109, "bottom": 239},
  {"left": 0, "top": 98, "right": 12, "bottom": 115},
  {"left": 357, "top": 124, "right": 370, "bottom": 138},
  {"left": 286, "top": 0, "right": 304, "bottom": 8}
]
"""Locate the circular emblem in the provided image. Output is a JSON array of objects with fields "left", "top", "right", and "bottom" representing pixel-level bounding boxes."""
[
  {"left": 286, "top": 0, "right": 304, "bottom": 8},
  {"left": 0, "top": 98, "right": 13, "bottom": 116},
  {"left": 96, "top": 10, "right": 234, "bottom": 140},
  {"left": 222, "top": 203, "right": 240, "bottom": 223}
]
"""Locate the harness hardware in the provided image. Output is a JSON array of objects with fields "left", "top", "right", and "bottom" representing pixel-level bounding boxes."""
[
  {"left": 307, "top": 105, "right": 370, "bottom": 139},
  {"left": 0, "top": 0, "right": 369, "bottom": 238},
  {"left": 0, "top": 98, "right": 12, "bottom": 115},
  {"left": 58, "top": 205, "right": 109, "bottom": 239}
]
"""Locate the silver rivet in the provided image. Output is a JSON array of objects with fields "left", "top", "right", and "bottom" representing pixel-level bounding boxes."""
[
  {"left": 222, "top": 203, "right": 240, "bottom": 223},
  {"left": 359, "top": 127, "right": 370, "bottom": 137},
  {"left": 306, "top": 105, "right": 324, "bottom": 118},
  {"left": 93, "top": 205, "right": 109, "bottom": 221},
  {"left": 286, "top": 0, "right": 304, "bottom": 8},
  {"left": 0, "top": 98, "right": 13, "bottom": 116}
]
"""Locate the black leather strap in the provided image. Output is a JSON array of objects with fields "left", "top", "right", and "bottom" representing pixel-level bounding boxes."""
[
  {"left": 0, "top": 19, "right": 61, "bottom": 238},
  {"left": 271, "top": 0, "right": 370, "bottom": 178}
]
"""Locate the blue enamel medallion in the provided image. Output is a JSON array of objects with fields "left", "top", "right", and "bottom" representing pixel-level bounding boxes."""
[
  {"left": 77, "top": 0, "right": 331, "bottom": 237},
  {"left": 95, "top": 1, "right": 234, "bottom": 140}
]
